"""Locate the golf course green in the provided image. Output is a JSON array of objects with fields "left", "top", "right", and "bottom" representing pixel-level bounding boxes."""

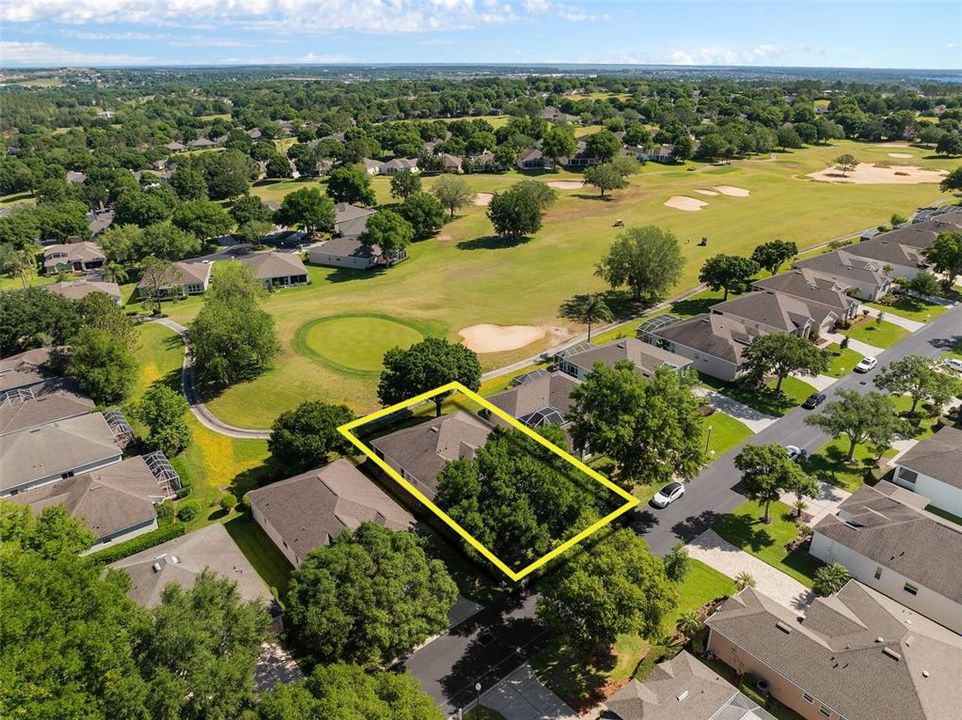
[{"left": 294, "top": 314, "right": 427, "bottom": 375}]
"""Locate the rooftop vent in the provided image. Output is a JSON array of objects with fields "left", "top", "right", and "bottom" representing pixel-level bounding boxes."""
[
  {"left": 676, "top": 690, "right": 689, "bottom": 702},
  {"left": 170, "top": 555, "right": 180, "bottom": 564},
  {"left": 430, "top": 426, "right": 439, "bottom": 433},
  {"left": 922, "top": 671, "right": 930, "bottom": 678},
  {"left": 775, "top": 621, "right": 792, "bottom": 635},
  {"left": 152, "top": 562, "right": 162, "bottom": 573},
  {"left": 883, "top": 647, "right": 902, "bottom": 662},
  {"left": 616, "top": 342, "right": 626, "bottom": 349},
  {"left": 875, "top": 637, "right": 884, "bottom": 643}
]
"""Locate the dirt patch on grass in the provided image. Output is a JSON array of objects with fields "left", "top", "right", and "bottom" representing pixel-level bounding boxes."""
[
  {"left": 694, "top": 189, "right": 719, "bottom": 196},
  {"left": 713, "top": 185, "right": 751, "bottom": 197},
  {"left": 473, "top": 192, "right": 493, "bottom": 206},
  {"left": 807, "top": 163, "right": 947, "bottom": 185},
  {"left": 887, "top": 152, "right": 914, "bottom": 159},
  {"left": 545, "top": 180, "right": 585, "bottom": 190},
  {"left": 664, "top": 196, "right": 708, "bottom": 211},
  {"left": 459, "top": 324, "right": 548, "bottom": 353}
]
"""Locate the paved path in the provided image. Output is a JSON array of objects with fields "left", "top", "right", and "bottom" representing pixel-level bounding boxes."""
[
  {"left": 778, "top": 480, "right": 850, "bottom": 527},
  {"left": 862, "top": 305, "right": 925, "bottom": 332},
  {"left": 687, "top": 530, "right": 813, "bottom": 612},
  {"left": 693, "top": 387, "right": 776, "bottom": 433},
  {"left": 470, "top": 664, "right": 578, "bottom": 720},
  {"left": 822, "top": 330, "right": 882, "bottom": 358},
  {"left": 151, "top": 318, "right": 271, "bottom": 440},
  {"left": 794, "top": 373, "right": 837, "bottom": 391}
]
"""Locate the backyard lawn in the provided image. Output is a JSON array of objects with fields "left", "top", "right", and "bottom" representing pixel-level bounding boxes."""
[
  {"left": 824, "top": 342, "right": 863, "bottom": 378},
  {"left": 841, "top": 318, "right": 909, "bottom": 348},
  {"left": 713, "top": 500, "right": 822, "bottom": 587},
  {"left": 225, "top": 515, "right": 293, "bottom": 600},
  {"left": 866, "top": 295, "right": 948, "bottom": 323}
]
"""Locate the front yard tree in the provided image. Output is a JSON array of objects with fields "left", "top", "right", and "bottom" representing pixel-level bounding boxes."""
[
  {"left": 663, "top": 541, "right": 691, "bottom": 582},
  {"left": 595, "top": 225, "right": 684, "bottom": 305},
  {"left": 389, "top": 171, "right": 422, "bottom": 200},
  {"left": 170, "top": 165, "right": 208, "bottom": 200},
  {"left": 399, "top": 192, "right": 446, "bottom": 238},
  {"left": 359, "top": 209, "right": 414, "bottom": 261},
  {"left": 805, "top": 389, "right": 910, "bottom": 460},
  {"left": 751, "top": 239, "right": 799, "bottom": 275},
  {"left": 560, "top": 293, "right": 613, "bottom": 342},
  {"left": 326, "top": 164, "right": 377, "bottom": 206},
  {"left": 536, "top": 529, "right": 677, "bottom": 652},
  {"left": 834, "top": 153, "right": 857, "bottom": 176},
  {"left": 286, "top": 523, "right": 458, "bottom": 666},
  {"left": 512, "top": 179, "right": 558, "bottom": 211},
  {"left": 277, "top": 187, "right": 335, "bottom": 237},
  {"left": 230, "top": 194, "right": 275, "bottom": 226},
  {"left": 190, "top": 262, "right": 278, "bottom": 386},
  {"left": 742, "top": 333, "right": 828, "bottom": 392},
  {"left": 137, "top": 383, "right": 191, "bottom": 455},
  {"left": 584, "top": 163, "right": 628, "bottom": 198},
  {"left": 584, "top": 128, "right": 622, "bottom": 162},
  {"left": 569, "top": 364, "right": 706, "bottom": 489},
  {"left": 875, "top": 354, "right": 960, "bottom": 415},
  {"left": 378, "top": 337, "right": 482, "bottom": 416},
  {"left": 134, "top": 221, "right": 201, "bottom": 261},
  {"left": 65, "top": 326, "right": 137, "bottom": 405},
  {"left": 269, "top": 401, "right": 354, "bottom": 472},
  {"left": 541, "top": 125, "right": 577, "bottom": 166},
  {"left": 734, "top": 443, "right": 810, "bottom": 524},
  {"left": 698, "top": 254, "right": 759, "bottom": 300},
  {"left": 432, "top": 175, "right": 476, "bottom": 218},
  {"left": 940, "top": 166, "right": 962, "bottom": 194},
  {"left": 97, "top": 223, "right": 142, "bottom": 263},
  {"left": 139, "top": 255, "right": 180, "bottom": 315},
  {"left": 922, "top": 231, "right": 962, "bottom": 286}
]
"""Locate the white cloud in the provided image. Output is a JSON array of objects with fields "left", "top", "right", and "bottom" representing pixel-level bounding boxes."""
[
  {"left": 0, "top": 40, "right": 154, "bottom": 65},
  {"left": 524, "top": 0, "right": 600, "bottom": 22},
  {"left": 665, "top": 44, "right": 788, "bottom": 66},
  {"left": 947, "top": 42, "right": 960, "bottom": 49},
  {"left": 62, "top": 30, "right": 257, "bottom": 46}
]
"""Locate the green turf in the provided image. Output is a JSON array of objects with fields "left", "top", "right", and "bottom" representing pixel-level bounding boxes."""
[
  {"left": 293, "top": 313, "right": 430, "bottom": 376},
  {"left": 713, "top": 500, "right": 822, "bottom": 587},
  {"left": 704, "top": 412, "right": 754, "bottom": 458},
  {"left": 225, "top": 515, "right": 293, "bottom": 601},
  {"left": 768, "top": 376, "right": 818, "bottom": 407},
  {"left": 662, "top": 559, "right": 735, "bottom": 634},
  {"left": 841, "top": 318, "right": 910, "bottom": 348},
  {"left": 824, "top": 342, "right": 863, "bottom": 378},
  {"left": 802, "top": 438, "right": 884, "bottom": 492},
  {"left": 866, "top": 296, "right": 947, "bottom": 323},
  {"left": 699, "top": 375, "right": 810, "bottom": 417}
]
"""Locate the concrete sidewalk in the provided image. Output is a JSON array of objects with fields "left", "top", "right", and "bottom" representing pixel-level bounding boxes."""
[
  {"left": 778, "top": 480, "right": 850, "bottom": 527},
  {"left": 823, "top": 330, "right": 882, "bottom": 358},
  {"left": 861, "top": 305, "right": 925, "bottom": 332},
  {"left": 470, "top": 663, "right": 578, "bottom": 720}
]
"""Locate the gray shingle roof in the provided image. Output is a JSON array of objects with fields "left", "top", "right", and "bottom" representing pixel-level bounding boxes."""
[
  {"left": 896, "top": 425, "right": 962, "bottom": 490},
  {"left": 0, "top": 348, "right": 52, "bottom": 392},
  {"left": 309, "top": 237, "right": 379, "bottom": 260},
  {"left": 649, "top": 313, "right": 760, "bottom": 364},
  {"left": 42, "top": 241, "right": 105, "bottom": 270},
  {"left": 707, "top": 582, "right": 962, "bottom": 720},
  {"left": 247, "top": 459, "right": 413, "bottom": 564},
  {"left": 333, "top": 202, "right": 376, "bottom": 239},
  {"left": 793, "top": 249, "right": 890, "bottom": 287},
  {"left": 237, "top": 252, "right": 307, "bottom": 280},
  {"left": 45, "top": 279, "right": 121, "bottom": 302},
  {"left": 710, "top": 290, "right": 820, "bottom": 333},
  {"left": 752, "top": 270, "right": 858, "bottom": 317},
  {"left": 814, "top": 481, "right": 962, "bottom": 603},
  {"left": 0, "top": 378, "right": 94, "bottom": 436},
  {"left": 486, "top": 371, "right": 580, "bottom": 423},
  {"left": 560, "top": 337, "right": 692, "bottom": 377}
]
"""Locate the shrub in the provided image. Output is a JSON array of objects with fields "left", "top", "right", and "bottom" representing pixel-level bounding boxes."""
[
  {"left": 813, "top": 562, "right": 851, "bottom": 597},
  {"left": 219, "top": 493, "right": 237, "bottom": 512},
  {"left": 155, "top": 500, "right": 172, "bottom": 522},
  {"left": 89, "top": 524, "right": 186, "bottom": 565},
  {"left": 177, "top": 500, "right": 200, "bottom": 522},
  {"left": 175, "top": 485, "right": 192, "bottom": 499}
]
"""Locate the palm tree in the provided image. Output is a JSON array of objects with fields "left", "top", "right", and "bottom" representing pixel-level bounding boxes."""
[
  {"left": 677, "top": 610, "right": 703, "bottom": 639},
  {"left": 734, "top": 571, "right": 756, "bottom": 592},
  {"left": 102, "top": 261, "right": 129, "bottom": 284},
  {"left": 5, "top": 248, "right": 37, "bottom": 289},
  {"left": 565, "top": 293, "right": 613, "bottom": 342},
  {"left": 793, "top": 497, "right": 808, "bottom": 519}
]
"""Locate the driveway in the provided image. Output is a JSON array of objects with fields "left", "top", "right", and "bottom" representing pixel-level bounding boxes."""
[
  {"left": 693, "top": 387, "right": 776, "bottom": 433},
  {"left": 472, "top": 664, "right": 578, "bottom": 720},
  {"left": 862, "top": 305, "right": 925, "bottom": 332},
  {"left": 778, "top": 480, "right": 850, "bottom": 527}
]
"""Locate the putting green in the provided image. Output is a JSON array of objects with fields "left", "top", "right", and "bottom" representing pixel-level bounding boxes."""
[{"left": 294, "top": 314, "right": 425, "bottom": 375}]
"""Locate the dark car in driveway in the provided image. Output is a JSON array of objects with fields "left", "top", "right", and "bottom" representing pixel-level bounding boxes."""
[{"left": 802, "top": 392, "right": 827, "bottom": 409}]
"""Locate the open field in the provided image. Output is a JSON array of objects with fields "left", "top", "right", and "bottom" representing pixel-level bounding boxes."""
[{"left": 151, "top": 140, "right": 954, "bottom": 427}]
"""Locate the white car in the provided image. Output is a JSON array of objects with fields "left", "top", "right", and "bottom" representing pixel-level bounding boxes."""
[
  {"left": 651, "top": 482, "right": 685, "bottom": 508},
  {"left": 785, "top": 445, "right": 801, "bottom": 461},
  {"left": 854, "top": 356, "right": 878, "bottom": 373},
  {"left": 945, "top": 358, "right": 962, "bottom": 374}
]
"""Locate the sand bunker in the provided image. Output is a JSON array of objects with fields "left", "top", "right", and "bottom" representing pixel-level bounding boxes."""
[
  {"left": 665, "top": 196, "right": 708, "bottom": 211},
  {"left": 695, "top": 189, "right": 719, "bottom": 196},
  {"left": 473, "top": 193, "right": 493, "bottom": 206},
  {"left": 888, "top": 153, "right": 913, "bottom": 159},
  {"left": 545, "top": 180, "right": 585, "bottom": 190},
  {"left": 807, "top": 163, "right": 947, "bottom": 185},
  {"left": 713, "top": 185, "right": 751, "bottom": 197},
  {"left": 459, "top": 324, "right": 546, "bottom": 353}
]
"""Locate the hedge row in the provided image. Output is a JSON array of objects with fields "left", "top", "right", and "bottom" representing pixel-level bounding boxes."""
[{"left": 89, "top": 523, "right": 186, "bottom": 565}]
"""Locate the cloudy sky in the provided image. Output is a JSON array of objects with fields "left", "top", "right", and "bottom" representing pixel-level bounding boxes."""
[{"left": 1, "top": 1, "right": 960, "bottom": 69}]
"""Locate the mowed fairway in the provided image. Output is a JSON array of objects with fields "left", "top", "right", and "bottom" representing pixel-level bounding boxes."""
[{"left": 156, "top": 140, "right": 955, "bottom": 427}]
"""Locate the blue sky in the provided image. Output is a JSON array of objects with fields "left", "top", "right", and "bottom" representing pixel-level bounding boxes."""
[{"left": 1, "top": 1, "right": 960, "bottom": 69}]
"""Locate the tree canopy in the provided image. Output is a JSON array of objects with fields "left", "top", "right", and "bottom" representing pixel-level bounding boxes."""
[
  {"left": 595, "top": 225, "right": 684, "bottom": 305},
  {"left": 751, "top": 239, "right": 798, "bottom": 275},
  {"left": 734, "top": 443, "right": 814, "bottom": 524},
  {"left": 874, "top": 354, "right": 960, "bottom": 415},
  {"left": 268, "top": 400, "right": 354, "bottom": 472},
  {"left": 65, "top": 325, "right": 137, "bottom": 404},
  {"left": 326, "top": 165, "right": 377, "bottom": 206},
  {"left": 277, "top": 187, "right": 335, "bottom": 236},
  {"left": 805, "top": 389, "right": 911, "bottom": 460},
  {"left": 377, "top": 337, "right": 481, "bottom": 416},
  {"left": 398, "top": 192, "right": 446, "bottom": 238},
  {"left": 698, "top": 254, "right": 759, "bottom": 300},
  {"left": 359, "top": 210, "right": 415, "bottom": 258},
  {"left": 431, "top": 175, "right": 476, "bottom": 218},
  {"left": 137, "top": 382, "right": 191, "bottom": 455},
  {"left": 742, "top": 333, "right": 829, "bottom": 392}
]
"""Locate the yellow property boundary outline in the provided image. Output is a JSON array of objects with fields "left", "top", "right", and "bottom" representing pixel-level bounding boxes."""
[{"left": 338, "top": 381, "right": 639, "bottom": 581}]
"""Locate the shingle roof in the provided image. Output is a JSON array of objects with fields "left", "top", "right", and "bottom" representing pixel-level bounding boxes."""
[
  {"left": 560, "top": 337, "right": 693, "bottom": 377},
  {"left": 237, "top": 252, "right": 307, "bottom": 280},
  {"left": 486, "top": 371, "right": 580, "bottom": 423},
  {"left": 110, "top": 523, "right": 272, "bottom": 608},
  {"left": 247, "top": 459, "right": 413, "bottom": 563},
  {"left": 370, "top": 410, "right": 496, "bottom": 499},
  {"left": 309, "top": 237, "right": 379, "bottom": 260},
  {"left": 648, "top": 314, "right": 760, "bottom": 365},
  {"left": 752, "top": 270, "right": 858, "bottom": 317},
  {"left": 45, "top": 279, "right": 122, "bottom": 302},
  {"left": 42, "top": 241, "right": 105, "bottom": 269},
  {"left": 793, "top": 249, "right": 890, "bottom": 287},
  {"left": 710, "top": 290, "right": 821, "bottom": 333},
  {"left": 0, "top": 412, "right": 120, "bottom": 493},
  {"left": 896, "top": 425, "right": 962, "bottom": 490},
  {"left": 136, "top": 260, "right": 211, "bottom": 290},
  {"left": 333, "top": 202, "right": 376, "bottom": 239},
  {"left": 814, "top": 481, "right": 962, "bottom": 603},
  {"left": 0, "top": 348, "right": 52, "bottom": 392},
  {"left": 706, "top": 582, "right": 962, "bottom": 720},
  {"left": 0, "top": 378, "right": 94, "bottom": 435},
  {"left": 8, "top": 456, "right": 160, "bottom": 541}
]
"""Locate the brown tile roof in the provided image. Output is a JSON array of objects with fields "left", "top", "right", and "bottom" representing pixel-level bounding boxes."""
[
  {"left": 110, "top": 523, "right": 272, "bottom": 608},
  {"left": 814, "top": 481, "right": 962, "bottom": 603},
  {"left": 0, "top": 348, "right": 52, "bottom": 392},
  {"left": 561, "top": 338, "right": 693, "bottom": 377},
  {"left": 0, "top": 378, "right": 94, "bottom": 436},
  {"left": 707, "top": 582, "right": 962, "bottom": 720},
  {"left": 651, "top": 313, "right": 760, "bottom": 365},
  {"left": 896, "top": 425, "right": 962, "bottom": 490},
  {"left": 247, "top": 459, "right": 413, "bottom": 564}
]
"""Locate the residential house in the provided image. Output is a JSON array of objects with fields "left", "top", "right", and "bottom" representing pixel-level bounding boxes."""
[
  {"left": 706, "top": 581, "right": 962, "bottom": 720},
  {"left": 186, "top": 137, "right": 216, "bottom": 150},
  {"left": 891, "top": 425, "right": 962, "bottom": 518},
  {"left": 0, "top": 348, "right": 54, "bottom": 393},
  {"left": 163, "top": 141, "right": 187, "bottom": 152},
  {"left": 841, "top": 225, "right": 940, "bottom": 281},
  {"left": 308, "top": 237, "right": 384, "bottom": 270},
  {"left": 238, "top": 252, "right": 309, "bottom": 288},
  {"left": 370, "top": 410, "right": 496, "bottom": 500},
  {"left": 751, "top": 269, "right": 860, "bottom": 326},
  {"left": 485, "top": 370, "right": 580, "bottom": 436},
  {"left": 362, "top": 158, "right": 384, "bottom": 175},
  {"left": 136, "top": 260, "right": 212, "bottom": 299},
  {"left": 465, "top": 150, "right": 503, "bottom": 173},
  {"left": 607, "top": 650, "right": 777, "bottom": 720},
  {"left": 66, "top": 170, "right": 86, "bottom": 184},
  {"left": 439, "top": 153, "right": 462, "bottom": 173},
  {"left": 379, "top": 158, "right": 420, "bottom": 176},
  {"left": 628, "top": 144, "right": 676, "bottom": 164},
  {"left": 0, "top": 378, "right": 94, "bottom": 436},
  {"left": 639, "top": 313, "right": 762, "bottom": 382},
  {"left": 43, "top": 240, "right": 105, "bottom": 274},
  {"left": 566, "top": 140, "right": 600, "bottom": 168},
  {"left": 709, "top": 290, "right": 828, "bottom": 339},
  {"left": 86, "top": 208, "right": 114, "bottom": 236},
  {"left": 247, "top": 459, "right": 413, "bottom": 568},
  {"left": 333, "top": 202, "right": 377, "bottom": 239},
  {"left": 0, "top": 412, "right": 123, "bottom": 497},
  {"left": 110, "top": 523, "right": 273, "bottom": 608},
  {"left": 792, "top": 249, "right": 893, "bottom": 301},
  {"left": 540, "top": 106, "right": 579, "bottom": 123},
  {"left": 8, "top": 455, "right": 176, "bottom": 548},
  {"left": 517, "top": 148, "right": 554, "bottom": 171},
  {"left": 555, "top": 337, "right": 693, "bottom": 382},
  {"left": 810, "top": 481, "right": 962, "bottom": 633},
  {"left": 46, "top": 279, "right": 122, "bottom": 303}
]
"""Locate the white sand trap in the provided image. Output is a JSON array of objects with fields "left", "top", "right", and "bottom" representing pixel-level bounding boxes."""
[
  {"left": 888, "top": 152, "right": 913, "bottom": 159},
  {"left": 459, "top": 324, "right": 546, "bottom": 353},
  {"left": 807, "top": 163, "right": 947, "bottom": 185},
  {"left": 713, "top": 185, "right": 751, "bottom": 197},
  {"left": 473, "top": 192, "right": 493, "bottom": 206},
  {"left": 545, "top": 180, "right": 584, "bottom": 190},
  {"left": 665, "top": 196, "right": 708, "bottom": 211},
  {"left": 694, "top": 189, "right": 719, "bottom": 196}
]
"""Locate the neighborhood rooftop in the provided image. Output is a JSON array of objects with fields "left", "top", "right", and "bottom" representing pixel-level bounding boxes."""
[
  {"left": 45, "top": 279, "right": 122, "bottom": 303},
  {"left": 0, "top": 348, "right": 53, "bottom": 393},
  {"left": 486, "top": 371, "right": 580, "bottom": 429},
  {"left": 896, "top": 425, "right": 962, "bottom": 490},
  {"left": 0, "top": 378, "right": 95, "bottom": 436},
  {"left": 557, "top": 337, "right": 693, "bottom": 377}
]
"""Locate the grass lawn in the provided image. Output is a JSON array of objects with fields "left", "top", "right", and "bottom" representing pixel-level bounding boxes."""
[
  {"left": 802, "top": 438, "right": 885, "bottom": 492},
  {"left": 768, "top": 376, "right": 817, "bottom": 407},
  {"left": 662, "top": 559, "right": 735, "bottom": 634},
  {"left": 841, "top": 318, "right": 909, "bottom": 348},
  {"left": 705, "top": 412, "right": 754, "bottom": 457},
  {"left": 225, "top": 515, "right": 293, "bottom": 600},
  {"left": 155, "top": 140, "right": 952, "bottom": 427},
  {"left": 866, "top": 296, "right": 947, "bottom": 323},
  {"left": 699, "top": 375, "right": 809, "bottom": 417},
  {"left": 824, "top": 342, "right": 863, "bottom": 378},
  {"left": 713, "top": 500, "right": 822, "bottom": 587}
]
